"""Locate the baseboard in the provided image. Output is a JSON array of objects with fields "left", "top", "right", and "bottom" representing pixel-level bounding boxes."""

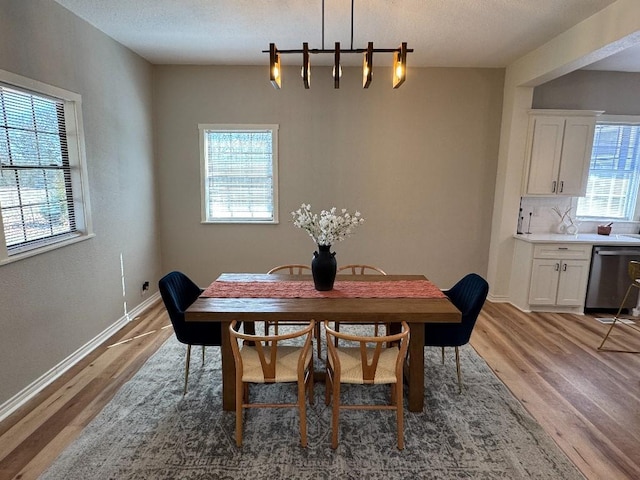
[
  {"left": 487, "top": 293, "right": 510, "bottom": 303},
  {"left": 0, "top": 292, "right": 161, "bottom": 423}
]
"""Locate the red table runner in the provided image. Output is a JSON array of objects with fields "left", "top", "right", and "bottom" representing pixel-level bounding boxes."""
[{"left": 201, "top": 279, "right": 446, "bottom": 299}]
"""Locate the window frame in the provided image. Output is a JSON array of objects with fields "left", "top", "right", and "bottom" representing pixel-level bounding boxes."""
[
  {"left": 0, "top": 69, "right": 93, "bottom": 265},
  {"left": 199, "top": 124, "right": 279, "bottom": 225},
  {"left": 576, "top": 114, "right": 640, "bottom": 223}
]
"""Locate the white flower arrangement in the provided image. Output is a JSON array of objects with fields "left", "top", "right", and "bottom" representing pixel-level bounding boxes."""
[{"left": 291, "top": 203, "right": 364, "bottom": 246}]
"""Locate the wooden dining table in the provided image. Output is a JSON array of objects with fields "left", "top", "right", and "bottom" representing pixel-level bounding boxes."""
[{"left": 184, "top": 273, "right": 461, "bottom": 412}]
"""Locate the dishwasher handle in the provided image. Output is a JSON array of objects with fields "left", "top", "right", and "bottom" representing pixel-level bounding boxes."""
[{"left": 595, "top": 249, "right": 640, "bottom": 256}]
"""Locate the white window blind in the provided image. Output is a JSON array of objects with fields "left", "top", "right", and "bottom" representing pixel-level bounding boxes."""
[
  {"left": 200, "top": 125, "right": 278, "bottom": 223},
  {"left": 0, "top": 85, "right": 76, "bottom": 251},
  {"left": 577, "top": 123, "right": 640, "bottom": 220}
]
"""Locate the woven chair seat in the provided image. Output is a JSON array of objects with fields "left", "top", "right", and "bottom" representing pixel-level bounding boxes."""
[
  {"left": 328, "top": 346, "right": 400, "bottom": 384},
  {"left": 240, "top": 345, "right": 312, "bottom": 383}
]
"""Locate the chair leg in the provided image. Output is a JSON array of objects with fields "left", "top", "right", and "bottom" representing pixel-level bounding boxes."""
[
  {"left": 235, "top": 379, "right": 244, "bottom": 447},
  {"left": 441, "top": 347, "right": 445, "bottom": 364},
  {"left": 201, "top": 345, "right": 205, "bottom": 366},
  {"left": 298, "top": 374, "right": 308, "bottom": 448},
  {"left": 308, "top": 364, "right": 315, "bottom": 406},
  {"left": 598, "top": 284, "right": 633, "bottom": 350},
  {"left": 315, "top": 324, "right": 322, "bottom": 358},
  {"left": 455, "top": 346, "right": 463, "bottom": 394},
  {"left": 331, "top": 380, "right": 340, "bottom": 449},
  {"left": 598, "top": 318, "right": 619, "bottom": 351},
  {"left": 183, "top": 344, "right": 192, "bottom": 395},
  {"left": 325, "top": 369, "right": 332, "bottom": 406},
  {"left": 396, "top": 379, "right": 404, "bottom": 450}
]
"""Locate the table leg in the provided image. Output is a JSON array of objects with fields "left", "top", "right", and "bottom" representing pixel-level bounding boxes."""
[
  {"left": 407, "top": 322, "right": 425, "bottom": 412},
  {"left": 221, "top": 320, "right": 236, "bottom": 411}
]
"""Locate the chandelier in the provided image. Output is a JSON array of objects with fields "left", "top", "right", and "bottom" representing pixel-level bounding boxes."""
[{"left": 265, "top": 0, "right": 412, "bottom": 90}]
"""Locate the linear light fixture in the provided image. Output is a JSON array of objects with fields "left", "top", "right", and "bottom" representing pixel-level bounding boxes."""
[
  {"left": 362, "top": 42, "right": 373, "bottom": 88},
  {"left": 393, "top": 42, "right": 408, "bottom": 89},
  {"left": 269, "top": 43, "right": 281, "bottom": 89},
  {"left": 302, "top": 42, "right": 311, "bottom": 89},
  {"left": 333, "top": 42, "right": 341, "bottom": 89},
  {"left": 265, "top": 0, "right": 413, "bottom": 90}
]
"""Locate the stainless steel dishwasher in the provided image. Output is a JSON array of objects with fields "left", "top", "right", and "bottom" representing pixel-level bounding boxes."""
[{"left": 585, "top": 245, "right": 640, "bottom": 311}]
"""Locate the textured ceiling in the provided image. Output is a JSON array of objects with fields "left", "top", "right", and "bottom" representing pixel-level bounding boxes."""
[{"left": 53, "top": 0, "right": 639, "bottom": 70}]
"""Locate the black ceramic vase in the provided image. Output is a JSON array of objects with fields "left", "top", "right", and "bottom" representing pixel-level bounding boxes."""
[{"left": 311, "top": 244, "right": 337, "bottom": 291}]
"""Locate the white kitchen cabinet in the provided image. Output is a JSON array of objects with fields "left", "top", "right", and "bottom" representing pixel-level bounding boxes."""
[
  {"left": 511, "top": 240, "right": 592, "bottom": 313},
  {"left": 523, "top": 110, "right": 602, "bottom": 197},
  {"left": 529, "top": 258, "right": 590, "bottom": 306}
]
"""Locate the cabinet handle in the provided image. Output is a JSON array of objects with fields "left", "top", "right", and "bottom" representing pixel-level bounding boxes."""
[
  {"left": 559, "top": 180, "right": 564, "bottom": 193},
  {"left": 552, "top": 180, "right": 557, "bottom": 193},
  {"left": 562, "top": 263, "right": 567, "bottom": 271},
  {"left": 555, "top": 262, "right": 560, "bottom": 271}
]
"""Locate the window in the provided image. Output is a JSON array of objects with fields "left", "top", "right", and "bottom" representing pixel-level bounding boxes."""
[
  {"left": 0, "top": 69, "right": 92, "bottom": 263},
  {"left": 199, "top": 124, "right": 278, "bottom": 223},
  {"left": 577, "top": 117, "right": 640, "bottom": 221}
]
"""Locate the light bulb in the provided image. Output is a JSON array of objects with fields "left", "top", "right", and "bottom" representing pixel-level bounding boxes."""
[
  {"left": 273, "top": 66, "right": 280, "bottom": 79},
  {"left": 395, "top": 63, "right": 404, "bottom": 78},
  {"left": 332, "top": 64, "right": 343, "bottom": 78}
]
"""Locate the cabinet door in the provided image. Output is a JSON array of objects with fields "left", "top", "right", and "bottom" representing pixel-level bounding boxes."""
[
  {"left": 529, "top": 259, "right": 560, "bottom": 305},
  {"left": 556, "top": 116, "right": 597, "bottom": 196},
  {"left": 525, "top": 116, "right": 565, "bottom": 195},
  {"left": 556, "top": 259, "right": 590, "bottom": 306}
]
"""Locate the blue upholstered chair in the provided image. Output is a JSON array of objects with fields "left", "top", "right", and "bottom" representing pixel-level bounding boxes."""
[
  {"left": 159, "top": 271, "right": 224, "bottom": 395},
  {"left": 424, "top": 273, "right": 489, "bottom": 393}
]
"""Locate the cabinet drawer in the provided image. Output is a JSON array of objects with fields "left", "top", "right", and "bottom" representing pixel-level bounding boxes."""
[{"left": 533, "top": 243, "right": 592, "bottom": 260}]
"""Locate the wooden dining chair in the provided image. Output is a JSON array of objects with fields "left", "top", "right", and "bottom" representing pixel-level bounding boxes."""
[
  {"left": 324, "top": 320, "right": 410, "bottom": 450},
  {"left": 337, "top": 264, "right": 387, "bottom": 276},
  {"left": 335, "top": 264, "right": 388, "bottom": 340},
  {"left": 266, "top": 264, "right": 322, "bottom": 358},
  {"left": 267, "top": 264, "right": 311, "bottom": 275},
  {"left": 228, "top": 319, "right": 315, "bottom": 447}
]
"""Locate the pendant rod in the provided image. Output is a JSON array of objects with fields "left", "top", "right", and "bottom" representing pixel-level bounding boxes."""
[
  {"left": 322, "top": 0, "right": 325, "bottom": 50},
  {"left": 350, "top": 0, "right": 354, "bottom": 50}
]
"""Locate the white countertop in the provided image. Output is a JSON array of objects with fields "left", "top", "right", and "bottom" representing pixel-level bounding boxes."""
[{"left": 513, "top": 233, "right": 640, "bottom": 245}]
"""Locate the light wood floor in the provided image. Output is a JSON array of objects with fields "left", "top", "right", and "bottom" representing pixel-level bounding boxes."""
[
  {"left": 472, "top": 302, "right": 640, "bottom": 480},
  {"left": 1, "top": 300, "right": 639, "bottom": 479}
]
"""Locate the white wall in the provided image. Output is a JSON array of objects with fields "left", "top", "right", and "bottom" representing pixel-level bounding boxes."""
[
  {"left": 533, "top": 70, "right": 640, "bottom": 115},
  {"left": 0, "top": 1, "right": 161, "bottom": 407},
  {"left": 154, "top": 65, "right": 504, "bottom": 288}
]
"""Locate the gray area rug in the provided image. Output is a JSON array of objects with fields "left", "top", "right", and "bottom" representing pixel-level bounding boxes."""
[{"left": 41, "top": 329, "right": 584, "bottom": 479}]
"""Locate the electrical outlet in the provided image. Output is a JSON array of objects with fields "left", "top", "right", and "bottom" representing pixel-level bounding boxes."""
[{"left": 142, "top": 281, "right": 150, "bottom": 293}]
